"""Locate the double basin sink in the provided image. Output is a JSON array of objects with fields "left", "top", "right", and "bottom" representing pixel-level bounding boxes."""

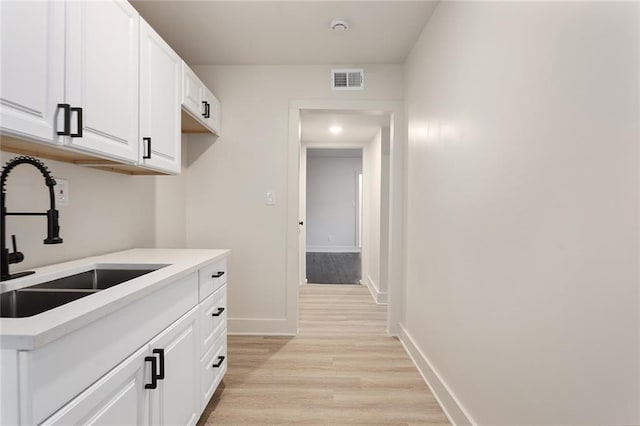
[{"left": 0, "top": 266, "right": 167, "bottom": 318}]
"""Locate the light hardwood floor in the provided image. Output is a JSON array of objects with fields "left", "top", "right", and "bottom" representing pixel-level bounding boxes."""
[{"left": 198, "top": 284, "right": 449, "bottom": 425}]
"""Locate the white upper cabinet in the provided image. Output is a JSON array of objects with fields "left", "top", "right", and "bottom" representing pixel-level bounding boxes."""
[
  {"left": 1, "top": 0, "right": 220, "bottom": 174},
  {"left": 182, "top": 63, "right": 220, "bottom": 135},
  {"left": 202, "top": 87, "right": 221, "bottom": 135},
  {"left": 139, "top": 18, "right": 182, "bottom": 174},
  {"left": 65, "top": 0, "right": 140, "bottom": 163},
  {"left": 0, "top": 1, "right": 65, "bottom": 145},
  {"left": 182, "top": 65, "right": 205, "bottom": 121}
]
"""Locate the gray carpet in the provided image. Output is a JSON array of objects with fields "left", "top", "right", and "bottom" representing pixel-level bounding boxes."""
[{"left": 306, "top": 252, "right": 361, "bottom": 284}]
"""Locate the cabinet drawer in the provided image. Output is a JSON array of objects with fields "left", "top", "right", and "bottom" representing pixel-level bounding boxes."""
[
  {"left": 199, "top": 284, "right": 226, "bottom": 357},
  {"left": 198, "top": 258, "right": 227, "bottom": 300},
  {"left": 199, "top": 332, "right": 227, "bottom": 411}
]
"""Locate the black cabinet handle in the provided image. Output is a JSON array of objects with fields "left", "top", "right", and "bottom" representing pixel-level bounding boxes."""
[
  {"left": 202, "top": 101, "right": 210, "bottom": 118},
  {"left": 211, "top": 271, "right": 225, "bottom": 278},
  {"left": 211, "top": 307, "right": 225, "bottom": 317},
  {"left": 212, "top": 355, "right": 225, "bottom": 368},
  {"left": 57, "top": 104, "right": 71, "bottom": 136},
  {"left": 70, "top": 107, "right": 83, "bottom": 137},
  {"left": 299, "top": 221, "right": 304, "bottom": 226},
  {"left": 143, "top": 137, "right": 152, "bottom": 159},
  {"left": 152, "top": 348, "right": 165, "bottom": 380},
  {"left": 144, "top": 356, "right": 158, "bottom": 389}
]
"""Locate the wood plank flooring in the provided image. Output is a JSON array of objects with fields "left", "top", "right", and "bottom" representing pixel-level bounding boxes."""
[{"left": 198, "top": 284, "right": 449, "bottom": 425}]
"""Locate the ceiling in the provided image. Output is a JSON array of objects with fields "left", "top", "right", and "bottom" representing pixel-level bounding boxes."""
[
  {"left": 301, "top": 109, "right": 390, "bottom": 145},
  {"left": 130, "top": 1, "right": 438, "bottom": 65}
]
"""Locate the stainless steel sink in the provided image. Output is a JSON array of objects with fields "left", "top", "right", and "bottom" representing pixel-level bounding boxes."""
[
  {"left": 0, "top": 265, "right": 167, "bottom": 318},
  {"left": 31, "top": 268, "right": 161, "bottom": 291},
  {"left": 1, "top": 289, "right": 93, "bottom": 318}
]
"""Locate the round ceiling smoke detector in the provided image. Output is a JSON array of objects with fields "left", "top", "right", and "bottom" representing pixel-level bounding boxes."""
[{"left": 330, "top": 19, "right": 349, "bottom": 32}]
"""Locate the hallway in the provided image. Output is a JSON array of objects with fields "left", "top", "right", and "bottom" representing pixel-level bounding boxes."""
[{"left": 198, "top": 284, "right": 449, "bottom": 424}]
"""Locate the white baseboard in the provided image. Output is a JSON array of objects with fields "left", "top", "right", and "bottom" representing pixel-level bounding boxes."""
[
  {"left": 228, "top": 318, "right": 297, "bottom": 335},
  {"left": 398, "top": 324, "right": 475, "bottom": 426},
  {"left": 364, "top": 275, "right": 388, "bottom": 304},
  {"left": 306, "top": 246, "right": 361, "bottom": 253}
]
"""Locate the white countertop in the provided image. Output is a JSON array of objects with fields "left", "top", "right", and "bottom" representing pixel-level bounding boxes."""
[{"left": 0, "top": 248, "right": 230, "bottom": 350}]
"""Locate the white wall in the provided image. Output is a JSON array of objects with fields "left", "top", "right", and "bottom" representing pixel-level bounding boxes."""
[
  {"left": 306, "top": 152, "right": 362, "bottom": 252},
  {"left": 0, "top": 150, "right": 155, "bottom": 270},
  {"left": 362, "top": 130, "right": 384, "bottom": 301},
  {"left": 186, "top": 64, "right": 403, "bottom": 334},
  {"left": 403, "top": 2, "right": 639, "bottom": 425},
  {"left": 153, "top": 137, "right": 188, "bottom": 248}
]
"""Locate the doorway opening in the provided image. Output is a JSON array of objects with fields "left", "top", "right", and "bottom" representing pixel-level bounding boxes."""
[
  {"left": 287, "top": 100, "right": 404, "bottom": 336},
  {"left": 305, "top": 148, "right": 363, "bottom": 284},
  {"left": 297, "top": 108, "right": 392, "bottom": 301}
]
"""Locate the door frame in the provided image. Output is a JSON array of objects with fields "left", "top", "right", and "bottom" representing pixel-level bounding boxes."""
[{"left": 287, "top": 100, "right": 405, "bottom": 336}]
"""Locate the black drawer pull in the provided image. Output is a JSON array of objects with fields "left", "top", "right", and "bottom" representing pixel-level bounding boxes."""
[
  {"left": 202, "top": 101, "right": 210, "bottom": 118},
  {"left": 211, "top": 271, "right": 225, "bottom": 278},
  {"left": 57, "top": 104, "right": 71, "bottom": 136},
  {"left": 70, "top": 106, "right": 83, "bottom": 137},
  {"left": 145, "top": 356, "right": 158, "bottom": 389},
  {"left": 143, "top": 137, "right": 152, "bottom": 159},
  {"left": 212, "top": 355, "right": 225, "bottom": 368},
  {"left": 153, "top": 348, "right": 165, "bottom": 380},
  {"left": 211, "top": 307, "right": 225, "bottom": 317}
]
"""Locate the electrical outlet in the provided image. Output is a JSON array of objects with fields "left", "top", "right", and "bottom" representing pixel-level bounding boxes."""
[{"left": 55, "top": 178, "right": 69, "bottom": 207}]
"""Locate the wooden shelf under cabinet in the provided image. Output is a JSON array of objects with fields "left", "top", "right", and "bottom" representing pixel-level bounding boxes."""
[{"left": 0, "top": 135, "right": 162, "bottom": 175}]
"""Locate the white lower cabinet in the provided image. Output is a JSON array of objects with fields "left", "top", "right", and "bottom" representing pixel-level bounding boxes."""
[
  {"left": 148, "top": 307, "right": 200, "bottom": 426},
  {"left": 29, "top": 257, "right": 228, "bottom": 426},
  {"left": 41, "top": 345, "right": 150, "bottom": 425},
  {"left": 200, "top": 332, "right": 227, "bottom": 410},
  {"left": 43, "top": 306, "right": 199, "bottom": 426}
]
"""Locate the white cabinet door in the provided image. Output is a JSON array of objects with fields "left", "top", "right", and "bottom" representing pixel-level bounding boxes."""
[
  {"left": 41, "top": 345, "right": 150, "bottom": 426},
  {"left": 182, "top": 63, "right": 205, "bottom": 121},
  {"left": 139, "top": 18, "right": 182, "bottom": 174},
  {"left": 202, "top": 88, "right": 221, "bottom": 135},
  {"left": 149, "top": 306, "right": 200, "bottom": 426},
  {"left": 65, "top": 0, "right": 139, "bottom": 163},
  {"left": 0, "top": 0, "right": 65, "bottom": 145}
]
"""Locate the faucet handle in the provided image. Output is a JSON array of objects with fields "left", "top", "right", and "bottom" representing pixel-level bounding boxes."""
[{"left": 7, "top": 235, "right": 24, "bottom": 264}]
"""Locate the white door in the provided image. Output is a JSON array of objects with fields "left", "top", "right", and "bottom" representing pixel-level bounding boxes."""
[
  {"left": 0, "top": 0, "right": 65, "bottom": 145},
  {"left": 41, "top": 345, "right": 150, "bottom": 426},
  {"left": 149, "top": 307, "right": 200, "bottom": 426},
  {"left": 65, "top": 0, "right": 139, "bottom": 162},
  {"left": 139, "top": 18, "right": 182, "bottom": 174}
]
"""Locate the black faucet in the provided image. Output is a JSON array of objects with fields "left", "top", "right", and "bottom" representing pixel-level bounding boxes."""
[{"left": 1, "top": 156, "right": 63, "bottom": 281}]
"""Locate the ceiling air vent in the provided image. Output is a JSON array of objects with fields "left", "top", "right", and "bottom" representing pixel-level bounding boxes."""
[{"left": 331, "top": 68, "right": 364, "bottom": 90}]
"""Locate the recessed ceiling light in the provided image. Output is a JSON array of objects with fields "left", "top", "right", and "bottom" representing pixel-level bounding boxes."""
[
  {"left": 330, "top": 19, "right": 349, "bottom": 32},
  {"left": 329, "top": 125, "right": 343, "bottom": 134}
]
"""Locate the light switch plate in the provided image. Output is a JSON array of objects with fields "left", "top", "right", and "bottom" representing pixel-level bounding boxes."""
[
  {"left": 55, "top": 178, "right": 69, "bottom": 207},
  {"left": 266, "top": 191, "right": 276, "bottom": 206}
]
